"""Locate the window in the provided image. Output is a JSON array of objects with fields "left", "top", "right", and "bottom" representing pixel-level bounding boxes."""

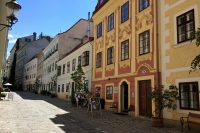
[
  {"left": 63, "top": 64, "right": 65, "bottom": 74},
  {"left": 96, "top": 52, "right": 102, "bottom": 68},
  {"left": 106, "top": 86, "right": 113, "bottom": 100},
  {"left": 62, "top": 84, "right": 64, "bottom": 92},
  {"left": 179, "top": 82, "right": 199, "bottom": 110},
  {"left": 121, "top": 40, "right": 129, "bottom": 60},
  {"left": 139, "top": 30, "right": 150, "bottom": 55},
  {"left": 52, "top": 63, "right": 54, "bottom": 71},
  {"left": 177, "top": 9, "right": 195, "bottom": 43},
  {"left": 139, "top": 0, "right": 149, "bottom": 11},
  {"left": 67, "top": 62, "right": 70, "bottom": 73},
  {"left": 121, "top": 1, "right": 129, "bottom": 23},
  {"left": 108, "top": 13, "right": 114, "bottom": 31},
  {"left": 107, "top": 47, "right": 114, "bottom": 65},
  {"left": 58, "top": 85, "right": 60, "bottom": 93},
  {"left": 66, "top": 83, "right": 70, "bottom": 92},
  {"left": 82, "top": 51, "right": 89, "bottom": 66},
  {"left": 72, "top": 59, "right": 76, "bottom": 71},
  {"left": 57, "top": 66, "right": 61, "bottom": 76},
  {"left": 97, "top": 22, "right": 102, "bottom": 38},
  {"left": 78, "top": 55, "right": 82, "bottom": 66}
]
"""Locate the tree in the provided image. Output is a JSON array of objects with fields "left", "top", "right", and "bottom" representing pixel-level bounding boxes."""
[
  {"left": 191, "top": 28, "right": 200, "bottom": 70},
  {"left": 34, "top": 78, "right": 41, "bottom": 93},
  {"left": 50, "top": 74, "right": 57, "bottom": 93},
  {"left": 71, "top": 65, "right": 85, "bottom": 92}
]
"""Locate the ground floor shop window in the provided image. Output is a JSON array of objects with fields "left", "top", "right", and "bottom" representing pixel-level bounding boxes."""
[
  {"left": 179, "top": 82, "right": 199, "bottom": 110},
  {"left": 106, "top": 86, "right": 113, "bottom": 100}
]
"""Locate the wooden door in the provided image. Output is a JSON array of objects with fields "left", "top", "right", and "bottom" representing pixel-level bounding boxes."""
[{"left": 139, "top": 80, "right": 152, "bottom": 117}]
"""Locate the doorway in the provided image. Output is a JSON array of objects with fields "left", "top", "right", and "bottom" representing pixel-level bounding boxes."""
[
  {"left": 121, "top": 82, "right": 129, "bottom": 112},
  {"left": 139, "top": 80, "right": 152, "bottom": 117}
]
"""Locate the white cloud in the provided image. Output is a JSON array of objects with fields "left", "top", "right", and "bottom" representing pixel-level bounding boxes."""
[
  {"left": 9, "top": 39, "right": 17, "bottom": 44},
  {"left": 8, "top": 34, "right": 14, "bottom": 39}
]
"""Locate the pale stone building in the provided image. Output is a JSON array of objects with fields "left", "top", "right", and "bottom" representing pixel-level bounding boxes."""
[
  {"left": 24, "top": 58, "right": 38, "bottom": 91},
  {"left": 15, "top": 33, "right": 51, "bottom": 89},
  {"left": 57, "top": 39, "right": 93, "bottom": 100}
]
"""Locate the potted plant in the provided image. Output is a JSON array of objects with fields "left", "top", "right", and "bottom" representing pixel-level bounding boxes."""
[{"left": 151, "top": 85, "right": 179, "bottom": 127}]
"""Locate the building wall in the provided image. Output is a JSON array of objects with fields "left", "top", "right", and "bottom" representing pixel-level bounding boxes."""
[
  {"left": 23, "top": 58, "right": 38, "bottom": 91},
  {"left": 42, "top": 36, "right": 59, "bottom": 92},
  {"left": 57, "top": 40, "right": 93, "bottom": 100},
  {"left": 161, "top": 0, "right": 200, "bottom": 120},
  {"left": 15, "top": 37, "right": 50, "bottom": 89},
  {"left": 92, "top": 0, "right": 159, "bottom": 116},
  {"left": 0, "top": 0, "right": 9, "bottom": 86},
  {"left": 42, "top": 19, "right": 94, "bottom": 93}
]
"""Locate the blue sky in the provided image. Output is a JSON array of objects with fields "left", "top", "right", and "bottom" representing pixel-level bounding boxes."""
[{"left": 7, "top": 0, "right": 97, "bottom": 56}]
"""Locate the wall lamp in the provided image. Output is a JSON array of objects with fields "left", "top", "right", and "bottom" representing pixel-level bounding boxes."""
[{"left": 0, "top": 0, "right": 21, "bottom": 31}]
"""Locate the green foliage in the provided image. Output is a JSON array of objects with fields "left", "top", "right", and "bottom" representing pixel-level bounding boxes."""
[
  {"left": 34, "top": 78, "right": 41, "bottom": 92},
  {"left": 70, "top": 89, "right": 76, "bottom": 105},
  {"left": 51, "top": 74, "right": 57, "bottom": 93},
  {"left": 1, "top": 93, "right": 7, "bottom": 97},
  {"left": 191, "top": 28, "right": 200, "bottom": 70},
  {"left": 71, "top": 65, "right": 86, "bottom": 92},
  {"left": 151, "top": 85, "right": 179, "bottom": 119}
]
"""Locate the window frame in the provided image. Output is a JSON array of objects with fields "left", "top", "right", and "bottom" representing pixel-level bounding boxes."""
[
  {"left": 72, "top": 58, "right": 76, "bottom": 71},
  {"left": 108, "top": 13, "right": 114, "bottom": 32},
  {"left": 82, "top": 51, "right": 90, "bottom": 66},
  {"left": 67, "top": 61, "right": 70, "bottom": 73},
  {"left": 139, "top": 30, "right": 150, "bottom": 55},
  {"left": 179, "top": 82, "right": 199, "bottom": 111},
  {"left": 97, "top": 22, "right": 103, "bottom": 38},
  {"left": 121, "top": 1, "right": 129, "bottom": 23},
  {"left": 62, "top": 64, "right": 65, "bottom": 74},
  {"left": 121, "top": 40, "right": 129, "bottom": 61},
  {"left": 96, "top": 52, "right": 102, "bottom": 68},
  {"left": 176, "top": 9, "right": 195, "bottom": 44},
  {"left": 107, "top": 46, "right": 114, "bottom": 65},
  {"left": 139, "top": 0, "right": 149, "bottom": 12},
  {"left": 106, "top": 86, "right": 113, "bottom": 100}
]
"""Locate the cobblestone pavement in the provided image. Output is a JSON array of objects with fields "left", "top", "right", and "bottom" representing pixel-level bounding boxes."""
[{"left": 0, "top": 91, "right": 194, "bottom": 133}]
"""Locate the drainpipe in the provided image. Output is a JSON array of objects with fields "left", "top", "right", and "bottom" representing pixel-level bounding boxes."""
[{"left": 155, "top": 0, "right": 161, "bottom": 88}]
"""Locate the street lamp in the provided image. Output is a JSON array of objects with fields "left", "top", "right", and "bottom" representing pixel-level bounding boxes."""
[{"left": 0, "top": 0, "right": 21, "bottom": 31}]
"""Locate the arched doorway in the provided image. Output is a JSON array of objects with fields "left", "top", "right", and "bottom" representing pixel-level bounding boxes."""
[{"left": 121, "top": 82, "right": 128, "bottom": 112}]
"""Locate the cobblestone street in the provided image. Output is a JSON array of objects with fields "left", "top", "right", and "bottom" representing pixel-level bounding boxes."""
[{"left": 0, "top": 92, "right": 191, "bottom": 133}]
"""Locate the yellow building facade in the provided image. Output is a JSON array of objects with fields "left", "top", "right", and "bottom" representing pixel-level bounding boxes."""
[
  {"left": 161, "top": 0, "right": 200, "bottom": 120},
  {"left": 92, "top": 0, "right": 160, "bottom": 117},
  {"left": 0, "top": 0, "right": 9, "bottom": 86}
]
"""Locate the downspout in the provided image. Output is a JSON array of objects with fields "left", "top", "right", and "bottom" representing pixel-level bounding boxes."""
[{"left": 155, "top": 0, "right": 161, "bottom": 88}]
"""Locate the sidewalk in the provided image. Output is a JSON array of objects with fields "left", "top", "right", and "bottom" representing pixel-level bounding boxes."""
[{"left": 0, "top": 91, "right": 198, "bottom": 133}]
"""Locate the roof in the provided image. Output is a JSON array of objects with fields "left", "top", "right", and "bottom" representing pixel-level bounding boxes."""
[
  {"left": 57, "top": 19, "right": 89, "bottom": 36},
  {"left": 93, "top": 0, "right": 109, "bottom": 15},
  {"left": 58, "top": 37, "right": 94, "bottom": 62}
]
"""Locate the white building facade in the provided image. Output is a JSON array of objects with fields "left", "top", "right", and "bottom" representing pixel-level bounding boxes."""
[
  {"left": 57, "top": 39, "right": 93, "bottom": 100},
  {"left": 41, "top": 19, "right": 94, "bottom": 94},
  {"left": 24, "top": 58, "right": 38, "bottom": 91}
]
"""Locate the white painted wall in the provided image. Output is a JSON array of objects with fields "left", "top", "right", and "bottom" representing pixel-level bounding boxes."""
[{"left": 57, "top": 40, "right": 93, "bottom": 100}]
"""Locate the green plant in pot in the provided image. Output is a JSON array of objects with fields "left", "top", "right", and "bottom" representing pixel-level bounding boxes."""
[{"left": 151, "top": 85, "right": 179, "bottom": 127}]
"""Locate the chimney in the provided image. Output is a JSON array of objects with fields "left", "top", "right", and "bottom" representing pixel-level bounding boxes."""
[
  {"left": 33, "top": 32, "right": 37, "bottom": 41},
  {"left": 87, "top": 12, "right": 91, "bottom": 39},
  {"left": 39, "top": 32, "right": 43, "bottom": 39}
]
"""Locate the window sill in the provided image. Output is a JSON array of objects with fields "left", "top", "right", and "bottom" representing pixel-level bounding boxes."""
[{"left": 173, "top": 40, "right": 194, "bottom": 48}]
